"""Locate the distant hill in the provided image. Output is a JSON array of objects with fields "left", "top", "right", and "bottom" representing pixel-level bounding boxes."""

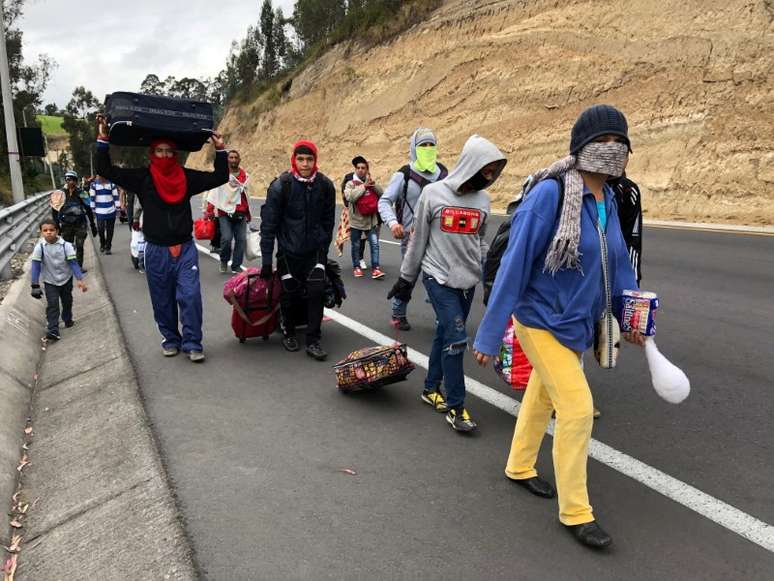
[{"left": 189, "top": 0, "right": 774, "bottom": 225}]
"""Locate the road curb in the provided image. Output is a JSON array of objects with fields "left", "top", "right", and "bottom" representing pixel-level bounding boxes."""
[
  {"left": 0, "top": 256, "right": 43, "bottom": 545},
  {"left": 10, "top": 239, "right": 198, "bottom": 580}
]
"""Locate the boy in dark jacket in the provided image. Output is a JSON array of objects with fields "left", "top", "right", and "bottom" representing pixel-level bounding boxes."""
[
  {"left": 259, "top": 140, "right": 336, "bottom": 361},
  {"left": 95, "top": 114, "right": 228, "bottom": 362}
]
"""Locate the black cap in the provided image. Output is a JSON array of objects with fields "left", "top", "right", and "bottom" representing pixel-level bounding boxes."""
[
  {"left": 570, "top": 104, "right": 631, "bottom": 155},
  {"left": 351, "top": 155, "right": 368, "bottom": 167}
]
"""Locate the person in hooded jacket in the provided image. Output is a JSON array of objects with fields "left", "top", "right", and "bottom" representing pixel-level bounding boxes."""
[
  {"left": 51, "top": 170, "right": 98, "bottom": 270},
  {"left": 379, "top": 128, "right": 448, "bottom": 331},
  {"left": 259, "top": 140, "right": 336, "bottom": 361},
  {"left": 94, "top": 114, "right": 228, "bottom": 362},
  {"left": 388, "top": 135, "right": 507, "bottom": 432},
  {"left": 472, "top": 105, "right": 645, "bottom": 549}
]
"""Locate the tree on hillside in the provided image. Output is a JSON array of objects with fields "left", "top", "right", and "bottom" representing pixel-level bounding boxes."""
[
  {"left": 140, "top": 74, "right": 166, "bottom": 95},
  {"left": 260, "top": 0, "right": 277, "bottom": 79},
  {"left": 43, "top": 103, "right": 59, "bottom": 116},
  {"left": 292, "top": 0, "right": 346, "bottom": 49},
  {"left": 170, "top": 77, "right": 208, "bottom": 101},
  {"left": 62, "top": 87, "right": 100, "bottom": 176}
]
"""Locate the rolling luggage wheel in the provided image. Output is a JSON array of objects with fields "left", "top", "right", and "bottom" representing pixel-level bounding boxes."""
[
  {"left": 262, "top": 335, "right": 269, "bottom": 341},
  {"left": 239, "top": 337, "right": 246, "bottom": 344}
]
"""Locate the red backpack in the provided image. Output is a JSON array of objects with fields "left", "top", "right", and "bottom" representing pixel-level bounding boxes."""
[{"left": 355, "top": 186, "right": 379, "bottom": 216}]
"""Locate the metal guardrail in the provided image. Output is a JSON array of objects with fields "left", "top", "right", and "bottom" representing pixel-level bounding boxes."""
[{"left": 0, "top": 191, "right": 51, "bottom": 280}]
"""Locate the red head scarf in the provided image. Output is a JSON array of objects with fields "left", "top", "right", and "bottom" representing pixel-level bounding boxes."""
[
  {"left": 148, "top": 139, "right": 187, "bottom": 204},
  {"left": 290, "top": 140, "right": 318, "bottom": 181}
]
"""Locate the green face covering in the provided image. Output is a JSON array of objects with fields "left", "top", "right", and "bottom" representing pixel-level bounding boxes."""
[{"left": 413, "top": 145, "right": 438, "bottom": 173}]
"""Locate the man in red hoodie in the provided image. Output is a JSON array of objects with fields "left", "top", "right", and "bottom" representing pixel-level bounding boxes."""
[
  {"left": 205, "top": 150, "right": 251, "bottom": 273},
  {"left": 95, "top": 114, "right": 228, "bottom": 362},
  {"left": 259, "top": 141, "right": 336, "bottom": 361}
]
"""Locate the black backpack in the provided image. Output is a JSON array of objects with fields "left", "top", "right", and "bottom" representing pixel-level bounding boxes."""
[
  {"left": 395, "top": 163, "right": 448, "bottom": 224},
  {"left": 482, "top": 176, "right": 564, "bottom": 306},
  {"left": 340, "top": 172, "right": 354, "bottom": 207}
]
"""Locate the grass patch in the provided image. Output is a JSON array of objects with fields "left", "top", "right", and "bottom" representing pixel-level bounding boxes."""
[{"left": 36, "top": 115, "right": 66, "bottom": 136}]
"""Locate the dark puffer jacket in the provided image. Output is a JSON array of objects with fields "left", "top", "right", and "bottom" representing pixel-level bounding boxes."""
[{"left": 260, "top": 172, "right": 336, "bottom": 265}]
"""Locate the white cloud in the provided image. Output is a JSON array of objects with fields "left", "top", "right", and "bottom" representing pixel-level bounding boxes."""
[{"left": 19, "top": 0, "right": 295, "bottom": 108}]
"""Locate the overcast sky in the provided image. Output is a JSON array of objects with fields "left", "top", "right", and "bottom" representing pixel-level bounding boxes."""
[{"left": 19, "top": 0, "right": 294, "bottom": 108}]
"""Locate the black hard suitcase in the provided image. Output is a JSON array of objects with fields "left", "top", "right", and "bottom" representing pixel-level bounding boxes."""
[{"left": 104, "top": 92, "right": 214, "bottom": 151}]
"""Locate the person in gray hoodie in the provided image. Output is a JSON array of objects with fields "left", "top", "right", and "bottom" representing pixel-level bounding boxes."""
[
  {"left": 378, "top": 128, "right": 448, "bottom": 330},
  {"left": 388, "top": 135, "right": 507, "bottom": 432}
]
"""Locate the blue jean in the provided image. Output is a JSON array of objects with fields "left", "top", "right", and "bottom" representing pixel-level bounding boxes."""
[
  {"left": 422, "top": 273, "right": 475, "bottom": 411},
  {"left": 392, "top": 236, "right": 410, "bottom": 318},
  {"left": 44, "top": 278, "right": 73, "bottom": 334},
  {"left": 219, "top": 214, "right": 247, "bottom": 270},
  {"left": 144, "top": 240, "right": 203, "bottom": 352},
  {"left": 350, "top": 226, "right": 380, "bottom": 269}
]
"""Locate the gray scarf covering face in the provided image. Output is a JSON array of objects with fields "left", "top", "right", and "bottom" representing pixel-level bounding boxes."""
[{"left": 525, "top": 142, "right": 629, "bottom": 275}]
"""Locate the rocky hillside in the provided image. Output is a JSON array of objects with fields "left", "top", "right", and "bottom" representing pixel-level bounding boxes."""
[{"left": 190, "top": 0, "right": 774, "bottom": 225}]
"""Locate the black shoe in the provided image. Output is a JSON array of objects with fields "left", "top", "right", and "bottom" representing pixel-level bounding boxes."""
[
  {"left": 104, "top": 249, "right": 112, "bottom": 255},
  {"left": 391, "top": 317, "right": 411, "bottom": 331},
  {"left": 45, "top": 332, "right": 61, "bottom": 341},
  {"left": 565, "top": 521, "right": 613, "bottom": 549},
  {"left": 282, "top": 336, "right": 300, "bottom": 352},
  {"left": 305, "top": 342, "right": 327, "bottom": 361},
  {"left": 508, "top": 476, "right": 556, "bottom": 498},
  {"left": 64, "top": 320, "right": 75, "bottom": 328}
]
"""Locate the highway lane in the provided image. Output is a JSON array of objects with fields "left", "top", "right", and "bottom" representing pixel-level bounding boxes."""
[{"left": 97, "top": 204, "right": 774, "bottom": 580}]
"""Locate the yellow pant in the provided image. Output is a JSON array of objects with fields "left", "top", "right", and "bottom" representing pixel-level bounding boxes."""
[{"left": 505, "top": 321, "right": 595, "bottom": 525}]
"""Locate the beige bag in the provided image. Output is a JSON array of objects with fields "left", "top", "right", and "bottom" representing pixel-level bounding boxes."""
[
  {"left": 594, "top": 222, "right": 620, "bottom": 369},
  {"left": 245, "top": 228, "right": 261, "bottom": 261}
]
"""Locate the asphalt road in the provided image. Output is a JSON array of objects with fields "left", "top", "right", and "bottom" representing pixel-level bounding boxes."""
[{"left": 98, "top": 202, "right": 774, "bottom": 580}]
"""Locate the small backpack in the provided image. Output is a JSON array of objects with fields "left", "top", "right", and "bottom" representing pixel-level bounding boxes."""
[{"left": 354, "top": 186, "right": 379, "bottom": 216}]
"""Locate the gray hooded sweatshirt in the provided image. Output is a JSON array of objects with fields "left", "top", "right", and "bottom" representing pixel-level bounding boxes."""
[
  {"left": 400, "top": 135, "right": 507, "bottom": 289},
  {"left": 378, "top": 128, "right": 444, "bottom": 230}
]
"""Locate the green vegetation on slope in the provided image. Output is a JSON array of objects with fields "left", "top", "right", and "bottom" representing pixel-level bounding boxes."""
[{"left": 36, "top": 115, "right": 66, "bottom": 136}]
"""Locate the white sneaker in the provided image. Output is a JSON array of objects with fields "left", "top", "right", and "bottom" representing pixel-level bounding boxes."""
[{"left": 359, "top": 259, "right": 367, "bottom": 270}]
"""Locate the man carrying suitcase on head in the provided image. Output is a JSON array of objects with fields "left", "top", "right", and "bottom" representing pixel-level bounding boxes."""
[
  {"left": 259, "top": 140, "right": 336, "bottom": 361},
  {"left": 95, "top": 114, "right": 229, "bottom": 363}
]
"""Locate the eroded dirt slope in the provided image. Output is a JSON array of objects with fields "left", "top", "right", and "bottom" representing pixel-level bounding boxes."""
[{"left": 191, "top": 0, "right": 774, "bottom": 224}]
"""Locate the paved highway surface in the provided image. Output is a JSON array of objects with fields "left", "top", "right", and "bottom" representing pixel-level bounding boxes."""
[{"left": 98, "top": 200, "right": 774, "bottom": 580}]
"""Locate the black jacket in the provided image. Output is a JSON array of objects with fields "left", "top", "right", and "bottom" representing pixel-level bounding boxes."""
[
  {"left": 53, "top": 189, "right": 95, "bottom": 229},
  {"left": 260, "top": 172, "right": 336, "bottom": 266},
  {"left": 95, "top": 142, "right": 228, "bottom": 246}
]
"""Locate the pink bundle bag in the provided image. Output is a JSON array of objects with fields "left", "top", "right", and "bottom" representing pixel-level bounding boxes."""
[{"left": 493, "top": 318, "right": 532, "bottom": 391}]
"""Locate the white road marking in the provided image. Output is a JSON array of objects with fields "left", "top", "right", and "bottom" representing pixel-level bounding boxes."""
[{"left": 195, "top": 243, "right": 774, "bottom": 553}]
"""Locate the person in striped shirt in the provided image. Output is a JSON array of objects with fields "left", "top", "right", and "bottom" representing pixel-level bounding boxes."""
[{"left": 89, "top": 174, "right": 121, "bottom": 254}]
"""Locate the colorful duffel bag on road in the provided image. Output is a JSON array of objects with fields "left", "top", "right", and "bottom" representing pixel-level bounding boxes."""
[
  {"left": 334, "top": 343, "right": 415, "bottom": 393},
  {"left": 494, "top": 318, "right": 532, "bottom": 391}
]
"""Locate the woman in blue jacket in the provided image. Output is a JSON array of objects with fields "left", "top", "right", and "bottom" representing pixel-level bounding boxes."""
[{"left": 473, "top": 105, "right": 644, "bottom": 549}]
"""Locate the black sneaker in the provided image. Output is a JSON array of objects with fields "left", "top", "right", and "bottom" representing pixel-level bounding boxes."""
[
  {"left": 446, "top": 408, "right": 477, "bottom": 432},
  {"left": 420, "top": 390, "right": 449, "bottom": 412},
  {"left": 104, "top": 249, "right": 112, "bottom": 255},
  {"left": 305, "top": 342, "right": 328, "bottom": 361},
  {"left": 64, "top": 320, "right": 75, "bottom": 328},
  {"left": 45, "top": 332, "right": 61, "bottom": 341},
  {"left": 282, "top": 335, "right": 300, "bottom": 352},
  {"left": 391, "top": 317, "right": 411, "bottom": 331}
]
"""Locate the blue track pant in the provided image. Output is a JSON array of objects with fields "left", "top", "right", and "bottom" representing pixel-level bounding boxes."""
[{"left": 144, "top": 240, "right": 203, "bottom": 353}]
